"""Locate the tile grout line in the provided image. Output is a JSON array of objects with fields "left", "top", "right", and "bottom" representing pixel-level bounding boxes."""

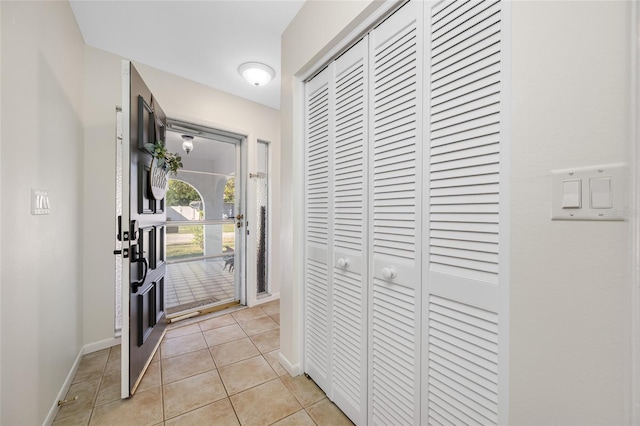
[{"left": 54, "top": 304, "right": 286, "bottom": 425}]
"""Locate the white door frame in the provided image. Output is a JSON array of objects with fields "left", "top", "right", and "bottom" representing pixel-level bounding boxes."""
[
  {"left": 163, "top": 117, "right": 252, "bottom": 309},
  {"left": 120, "top": 61, "right": 132, "bottom": 398},
  {"left": 631, "top": 1, "right": 640, "bottom": 422}
]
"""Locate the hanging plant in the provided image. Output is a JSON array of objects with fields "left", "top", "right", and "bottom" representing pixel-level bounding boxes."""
[{"left": 144, "top": 141, "right": 183, "bottom": 176}]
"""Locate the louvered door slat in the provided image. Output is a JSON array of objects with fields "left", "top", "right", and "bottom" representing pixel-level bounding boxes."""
[
  {"left": 331, "top": 37, "right": 368, "bottom": 426},
  {"left": 433, "top": 48, "right": 501, "bottom": 93},
  {"left": 430, "top": 112, "right": 500, "bottom": 141},
  {"left": 304, "top": 68, "right": 332, "bottom": 394},
  {"left": 370, "top": 2, "right": 423, "bottom": 424},
  {"left": 432, "top": 143, "right": 500, "bottom": 165},
  {"left": 428, "top": 406, "right": 456, "bottom": 426},
  {"left": 432, "top": 1, "right": 501, "bottom": 53},
  {"left": 432, "top": 123, "right": 501, "bottom": 148},
  {"left": 429, "top": 346, "right": 497, "bottom": 386},
  {"left": 432, "top": 0, "right": 487, "bottom": 34},
  {"left": 429, "top": 317, "right": 498, "bottom": 351},
  {"left": 430, "top": 370, "right": 497, "bottom": 418},
  {"left": 431, "top": 183, "right": 500, "bottom": 198},
  {"left": 430, "top": 173, "right": 499, "bottom": 190},
  {"left": 434, "top": 24, "right": 501, "bottom": 76},
  {"left": 430, "top": 356, "right": 498, "bottom": 401},
  {"left": 431, "top": 101, "right": 501, "bottom": 132},
  {"left": 430, "top": 153, "right": 500, "bottom": 173},
  {"left": 431, "top": 237, "right": 498, "bottom": 253},
  {"left": 431, "top": 84, "right": 500, "bottom": 116},
  {"left": 431, "top": 164, "right": 499, "bottom": 182},
  {"left": 426, "top": 1, "right": 507, "bottom": 424},
  {"left": 430, "top": 212, "right": 499, "bottom": 223},
  {"left": 429, "top": 336, "right": 497, "bottom": 376}
]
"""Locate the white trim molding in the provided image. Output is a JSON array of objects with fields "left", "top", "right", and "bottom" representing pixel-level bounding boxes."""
[
  {"left": 83, "top": 337, "right": 122, "bottom": 356},
  {"left": 279, "top": 351, "right": 302, "bottom": 377},
  {"left": 43, "top": 350, "right": 84, "bottom": 426},
  {"left": 632, "top": 1, "right": 640, "bottom": 423},
  {"left": 44, "top": 337, "right": 121, "bottom": 426},
  {"left": 498, "top": 2, "right": 512, "bottom": 423},
  {"left": 253, "top": 292, "right": 280, "bottom": 306}
]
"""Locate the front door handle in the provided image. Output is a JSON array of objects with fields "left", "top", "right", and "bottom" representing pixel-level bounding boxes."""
[
  {"left": 235, "top": 213, "right": 244, "bottom": 228},
  {"left": 130, "top": 244, "right": 147, "bottom": 293}
]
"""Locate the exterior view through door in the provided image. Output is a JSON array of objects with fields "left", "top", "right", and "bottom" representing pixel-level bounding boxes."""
[{"left": 163, "top": 120, "right": 245, "bottom": 315}]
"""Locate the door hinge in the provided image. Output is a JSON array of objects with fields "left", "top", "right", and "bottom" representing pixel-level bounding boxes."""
[{"left": 236, "top": 213, "right": 245, "bottom": 228}]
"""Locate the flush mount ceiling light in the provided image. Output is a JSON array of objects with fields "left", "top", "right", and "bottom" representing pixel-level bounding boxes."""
[
  {"left": 238, "top": 62, "right": 275, "bottom": 87},
  {"left": 181, "top": 135, "right": 194, "bottom": 154}
]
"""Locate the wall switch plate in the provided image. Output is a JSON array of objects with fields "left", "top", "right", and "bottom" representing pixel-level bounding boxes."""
[
  {"left": 31, "top": 189, "right": 51, "bottom": 215},
  {"left": 551, "top": 164, "right": 627, "bottom": 221}
]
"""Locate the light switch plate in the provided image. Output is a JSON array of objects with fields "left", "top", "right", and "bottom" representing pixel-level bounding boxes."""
[
  {"left": 551, "top": 164, "right": 627, "bottom": 221},
  {"left": 31, "top": 189, "right": 51, "bottom": 215}
]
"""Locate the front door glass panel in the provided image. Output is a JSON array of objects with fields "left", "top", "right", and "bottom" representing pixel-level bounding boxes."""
[{"left": 163, "top": 127, "right": 241, "bottom": 315}]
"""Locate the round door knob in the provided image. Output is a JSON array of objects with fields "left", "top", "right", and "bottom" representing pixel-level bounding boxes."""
[
  {"left": 381, "top": 267, "right": 397, "bottom": 280},
  {"left": 338, "top": 258, "right": 349, "bottom": 268}
]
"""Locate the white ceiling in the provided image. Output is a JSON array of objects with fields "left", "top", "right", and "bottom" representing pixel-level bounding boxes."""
[{"left": 69, "top": 0, "right": 306, "bottom": 110}]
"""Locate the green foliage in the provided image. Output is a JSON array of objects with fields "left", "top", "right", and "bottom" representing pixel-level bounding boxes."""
[
  {"left": 178, "top": 224, "right": 204, "bottom": 250},
  {"left": 165, "top": 243, "right": 202, "bottom": 260},
  {"left": 167, "top": 180, "right": 201, "bottom": 207},
  {"left": 192, "top": 226, "right": 204, "bottom": 249},
  {"left": 144, "top": 140, "right": 183, "bottom": 175},
  {"left": 224, "top": 177, "right": 235, "bottom": 203}
]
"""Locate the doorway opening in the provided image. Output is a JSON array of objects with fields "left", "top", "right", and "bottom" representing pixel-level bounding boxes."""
[{"left": 163, "top": 119, "right": 246, "bottom": 317}]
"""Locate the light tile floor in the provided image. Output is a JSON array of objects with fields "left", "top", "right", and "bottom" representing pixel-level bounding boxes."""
[
  {"left": 53, "top": 301, "right": 353, "bottom": 426},
  {"left": 166, "top": 259, "right": 235, "bottom": 314}
]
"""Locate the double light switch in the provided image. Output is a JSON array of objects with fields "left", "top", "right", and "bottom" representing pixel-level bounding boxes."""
[{"left": 552, "top": 164, "right": 626, "bottom": 220}]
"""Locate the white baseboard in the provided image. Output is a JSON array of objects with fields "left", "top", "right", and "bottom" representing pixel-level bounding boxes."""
[
  {"left": 44, "top": 337, "right": 121, "bottom": 426},
  {"left": 279, "top": 351, "right": 302, "bottom": 377},
  {"left": 251, "top": 292, "right": 280, "bottom": 307},
  {"left": 83, "top": 337, "right": 121, "bottom": 355},
  {"left": 43, "top": 348, "right": 83, "bottom": 426}
]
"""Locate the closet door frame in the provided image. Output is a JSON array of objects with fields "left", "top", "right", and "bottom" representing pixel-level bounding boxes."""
[
  {"left": 632, "top": 1, "right": 640, "bottom": 423},
  {"left": 499, "top": 4, "right": 512, "bottom": 423}
]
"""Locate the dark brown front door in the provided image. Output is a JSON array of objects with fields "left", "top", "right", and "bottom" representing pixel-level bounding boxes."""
[{"left": 122, "top": 62, "right": 167, "bottom": 395}]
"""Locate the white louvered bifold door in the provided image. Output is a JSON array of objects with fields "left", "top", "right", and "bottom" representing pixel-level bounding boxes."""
[
  {"left": 331, "top": 37, "right": 369, "bottom": 426},
  {"left": 424, "top": 0, "right": 509, "bottom": 425},
  {"left": 368, "top": 2, "right": 424, "bottom": 424},
  {"left": 304, "top": 68, "right": 333, "bottom": 393}
]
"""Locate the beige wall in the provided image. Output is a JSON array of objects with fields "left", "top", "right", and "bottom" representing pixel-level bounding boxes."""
[
  {"left": 510, "top": 1, "right": 631, "bottom": 424},
  {"left": 83, "top": 46, "right": 281, "bottom": 343},
  {"left": 1, "top": 7, "right": 281, "bottom": 421},
  {"left": 280, "top": 0, "right": 383, "bottom": 371},
  {"left": 281, "top": 0, "right": 633, "bottom": 423},
  {"left": 0, "top": 1, "right": 85, "bottom": 424}
]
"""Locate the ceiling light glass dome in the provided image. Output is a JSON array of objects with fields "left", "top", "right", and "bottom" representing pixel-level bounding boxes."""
[{"left": 238, "top": 62, "right": 275, "bottom": 86}]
